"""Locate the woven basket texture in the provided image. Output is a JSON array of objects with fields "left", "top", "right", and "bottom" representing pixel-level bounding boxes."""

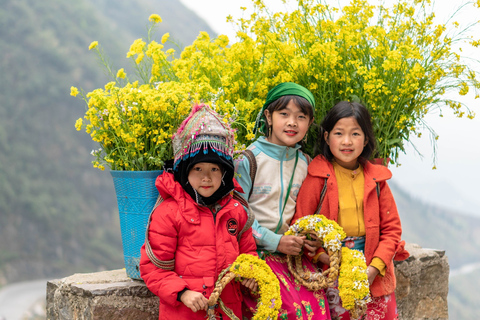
[{"left": 111, "top": 170, "right": 162, "bottom": 279}]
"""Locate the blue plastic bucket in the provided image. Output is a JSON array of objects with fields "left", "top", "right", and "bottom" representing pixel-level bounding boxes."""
[{"left": 110, "top": 170, "right": 163, "bottom": 279}]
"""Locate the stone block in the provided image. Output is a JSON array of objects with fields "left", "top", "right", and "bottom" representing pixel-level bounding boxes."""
[
  {"left": 46, "top": 269, "right": 158, "bottom": 320},
  {"left": 395, "top": 243, "right": 449, "bottom": 320},
  {"left": 47, "top": 243, "right": 450, "bottom": 319}
]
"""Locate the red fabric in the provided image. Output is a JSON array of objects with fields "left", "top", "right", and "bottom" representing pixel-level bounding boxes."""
[
  {"left": 293, "top": 155, "right": 409, "bottom": 297},
  {"left": 140, "top": 172, "right": 258, "bottom": 320}
]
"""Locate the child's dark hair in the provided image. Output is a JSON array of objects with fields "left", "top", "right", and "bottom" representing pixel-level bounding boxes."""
[
  {"left": 319, "top": 101, "right": 376, "bottom": 161},
  {"left": 264, "top": 95, "right": 314, "bottom": 138}
]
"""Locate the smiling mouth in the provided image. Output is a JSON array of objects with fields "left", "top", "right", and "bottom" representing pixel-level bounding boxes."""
[{"left": 285, "top": 130, "right": 297, "bottom": 136}]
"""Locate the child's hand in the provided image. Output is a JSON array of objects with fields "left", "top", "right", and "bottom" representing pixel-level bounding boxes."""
[
  {"left": 367, "top": 265, "right": 379, "bottom": 285},
  {"left": 277, "top": 235, "right": 306, "bottom": 255},
  {"left": 303, "top": 237, "right": 322, "bottom": 257},
  {"left": 317, "top": 252, "right": 330, "bottom": 265},
  {"left": 180, "top": 290, "right": 208, "bottom": 313},
  {"left": 241, "top": 278, "right": 258, "bottom": 292}
]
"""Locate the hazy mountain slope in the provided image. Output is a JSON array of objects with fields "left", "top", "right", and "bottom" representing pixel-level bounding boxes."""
[
  {"left": 0, "top": 0, "right": 214, "bottom": 284},
  {"left": 390, "top": 182, "right": 480, "bottom": 269}
]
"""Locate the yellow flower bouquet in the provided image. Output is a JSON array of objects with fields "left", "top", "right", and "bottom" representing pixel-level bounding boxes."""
[
  {"left": 230, "top": 0, "right": 480, "bottom": 164},
  {"left": 71, "top": 15, "right": 191, "bottom": 171}
]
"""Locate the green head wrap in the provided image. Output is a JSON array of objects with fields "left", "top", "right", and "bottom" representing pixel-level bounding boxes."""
[{"left": 253, "top": 82, "right": 316, "bottom": 135}]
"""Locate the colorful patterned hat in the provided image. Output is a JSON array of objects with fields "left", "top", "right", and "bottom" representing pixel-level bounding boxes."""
[{"left": 172, "top": 104, "right": 235, "bottom": 170}]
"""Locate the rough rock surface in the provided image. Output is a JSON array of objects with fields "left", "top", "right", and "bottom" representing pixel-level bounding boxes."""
[
  {"left": 46, "top": 269, "right": 158, "bottom": 320},
  {"left": 395, "top": 243, "right": 449, "bottom": 320},
  {"left": 47, "top": 243, "right": 449, "bottom": 319}
]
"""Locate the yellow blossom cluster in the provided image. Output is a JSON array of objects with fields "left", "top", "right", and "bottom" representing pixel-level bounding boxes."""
[
  {"left": 230, "top": 254, "right": 281, "bottom": 319},
  {"left": 230, "top": 0, "right": 480, "bottom": 163},
  {"left": 338, "top": 247, "right": 371, "bottom": 313},
  {"left": 285, "top": 214, "right": 346, "bottom": 252}
]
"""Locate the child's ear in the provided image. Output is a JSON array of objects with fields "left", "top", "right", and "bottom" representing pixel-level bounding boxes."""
[
  {"left": 264, "top": 109, "right": 272, "bottom": 125},
  {"left": 364, "top": 138, "right": 368, "bottom": 146},
  {"left": 324, "top": 131, "right": 329, "bottom": 144}
]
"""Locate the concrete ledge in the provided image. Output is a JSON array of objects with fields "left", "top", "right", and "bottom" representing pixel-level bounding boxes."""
[{"left": 46, "top": 243, "right": 449, "bottom": 320}]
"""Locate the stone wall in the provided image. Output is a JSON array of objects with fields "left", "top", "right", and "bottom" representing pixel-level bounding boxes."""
[{"left": 46, "top": 243, "right": 449, "bottom": 320}]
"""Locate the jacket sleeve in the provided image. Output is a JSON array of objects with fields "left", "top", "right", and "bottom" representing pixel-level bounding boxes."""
[
  {"left": 237, "top": 207, "right": 258, "bottom": 257},
  {"left": 235, "top": 154, "right": 282, "bottom": 253},
  {"left": 292, "top": 174, "right": 323, "bottom": 224},
  {"left": 139, "top": 201, "right": 187, "bottom": 307},
  {"left": 373, "top": 181, "right": 404, "bottom": 265}
]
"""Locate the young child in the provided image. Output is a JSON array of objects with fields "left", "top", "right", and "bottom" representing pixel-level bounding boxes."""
[
  {"left": 235, "top": 82, "right": 331, "bottom": 319},
  {"left": 293, "top": 101, "right": 409, "bottom": 319},
  {"left": 140, "top": 104, "right": 258, "bottom": 320}
]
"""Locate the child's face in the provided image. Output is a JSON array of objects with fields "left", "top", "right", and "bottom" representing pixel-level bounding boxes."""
[
  {"left": 265, "top": 99, "right": 312, "bottom": 147},
  {"left": 324, "top": 117, "right": 367, "bottom": 170},
  {"left": 188, "top": 162, "right": 223, "bottom": 198}
]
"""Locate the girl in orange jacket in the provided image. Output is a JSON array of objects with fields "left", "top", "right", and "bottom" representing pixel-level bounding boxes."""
[{"left": 293, "top": 101, "right": 409, "bottom": 319}]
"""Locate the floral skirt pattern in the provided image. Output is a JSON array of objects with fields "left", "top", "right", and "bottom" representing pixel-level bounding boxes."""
[
  {"left": 327, "top": 287, "right": 398, "bottom": 320},
  {"left": 242, "top": 253, "right": 330, "bottom": 320}
]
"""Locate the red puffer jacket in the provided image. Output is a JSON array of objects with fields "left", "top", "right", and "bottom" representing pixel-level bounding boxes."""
[{"left": 140, "top": 172, "right": 257, "bottom": 320}]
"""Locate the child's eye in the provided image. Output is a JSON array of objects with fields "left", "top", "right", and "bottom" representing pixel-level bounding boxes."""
[
  {"left": 212, "top": 167, "right": 220, "bottom": 172},
  {"left": 299, "top": 115, "right": 307, "bottom": 119},
  {"left": 279, "top": 112, "right": 288, "bottom": 116}
]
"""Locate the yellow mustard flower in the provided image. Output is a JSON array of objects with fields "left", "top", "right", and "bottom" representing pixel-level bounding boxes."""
[
  {"left": 116, "top": 68, "right": 126, "bottom": 79},
  {"left": 149, "top": 14, "right": 162, "bottom": 23},
  {"left": 88, "top": 41, "right": 98, "bottom": 50},
  {"left": 70, "top": 86, "right": 79, "bottom": 97},
  {"left": 161, "top": 33, "right": 170, "bottom": 44}
]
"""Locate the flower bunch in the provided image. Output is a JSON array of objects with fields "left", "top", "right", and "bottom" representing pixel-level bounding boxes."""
[
  {"left": 72, "top": 15, "right": 255, "bottom": 170},
  {"left": 231, "top": 0, "right": 480, "bottom": 163},
  {"left": 338, "top": 247, "right": 371, "bottom": 316},
  {"left": 230, "top": 254, "right": 282, "bottom": 320},
  {"left": 285, "top": 214, "right": 346, "bottom": 252}
]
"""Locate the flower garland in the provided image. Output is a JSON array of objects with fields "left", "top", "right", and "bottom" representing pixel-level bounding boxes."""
[
  {"left": 286, "top": 214, "right": 370, "bottom": 318},
  {"left": 285, "top": 214, "right": 346, "bottom": 252},
  {"left": 339, "top": 247, "right": 371, "bottom": 318},
  {"left": 208, "top": 254, "right": 281, "bottom": 320}
]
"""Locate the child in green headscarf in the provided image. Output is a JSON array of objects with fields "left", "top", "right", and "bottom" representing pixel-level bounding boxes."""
[{"left": 235, "top": 82, "right": 331, "bottom": 319}]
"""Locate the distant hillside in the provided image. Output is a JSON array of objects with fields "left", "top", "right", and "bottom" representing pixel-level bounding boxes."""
[
  {"left": 0, "top": 0, "right": 214, "bottom": 284},
  {"left": 390, "top": 182, "right": 480, "bottom": 269}
]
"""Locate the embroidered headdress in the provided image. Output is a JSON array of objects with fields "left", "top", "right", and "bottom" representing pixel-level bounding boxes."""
[{"left": 172, "top": 103, "right": 235, "bottom": 171}]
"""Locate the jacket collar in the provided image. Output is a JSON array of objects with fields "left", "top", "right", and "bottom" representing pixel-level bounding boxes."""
[
  {"left": 254, "top": 136, "right": 302, "bottom": 160},
  {"left": 155, "top": 172, "right": 239, "bottom": 224},
  {"left": 309, "top": 155, "right": 392, "bottom": 182}
]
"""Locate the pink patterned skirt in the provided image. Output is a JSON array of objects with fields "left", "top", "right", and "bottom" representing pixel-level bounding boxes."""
[
  {"left": 242, "top": 253, "right": 331, "bottom": 319},
  {"left": 327, "top": 286, "right": 398, "bottom": 320}
]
